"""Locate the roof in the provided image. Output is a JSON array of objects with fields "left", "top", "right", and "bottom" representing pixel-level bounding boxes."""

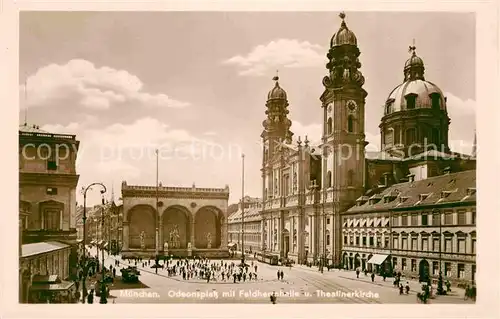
[
  {"left": 22, "top": 241, "right": 70, "bottom": 258},
  {"left": 404, "top": 150, "right": 457, "bottom": 161},
  {"left": 347, "top": 169, "right": 476, "bottom": 213},
  {"left": 228, "top": 201, "right": 262, "bottom": 222},
  {"left": 366, "top": 151, "right": 403, "bottom": 161},
  {"left": 19, "top": 123, "right": 50, "bottom": 133}
]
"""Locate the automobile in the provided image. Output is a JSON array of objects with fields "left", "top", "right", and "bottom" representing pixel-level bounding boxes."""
[{"left": 121, "top": 266, "right": 141, "bottom": 283}]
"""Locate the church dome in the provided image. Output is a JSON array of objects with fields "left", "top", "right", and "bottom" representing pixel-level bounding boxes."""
[
  {"left": 267, "top": 76, "right": 287, "bottom": 101},
  {"left": 330, "top": 12, "right": 357, "bottom": 48},
  {"left": 385, "top": 80, "right": 446, "bottom": 113},
  {"left": 384, "top": 44, "right": 446, "bottom": 115}
]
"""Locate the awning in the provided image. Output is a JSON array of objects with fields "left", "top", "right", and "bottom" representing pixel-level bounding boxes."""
[{"left": 367, "top": 254, "right": 389, "bottom": 265}]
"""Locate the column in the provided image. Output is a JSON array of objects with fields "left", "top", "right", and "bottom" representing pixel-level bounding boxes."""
[
  {"left": 279, "top": 212, "right": 285, "bottom": 255},
  {"left": 277, "top": 214, "right": 281, "bottom": 256},
  {"left": 311, "top": 215, "right": 316, "bottom": 258},
  {"left": 122, "top": 222, "right": 129, "bottom": 250},
  {"left": 159, "top": 220, "right": 163, "bottom": 252},
  {"left": 220, "top": 217, "right": 227, "bottom": 248},
  {"left": 190, "top": 221, "right": 195, "bottom": 248},
  {"left": 59, "top": 209, "right": 63, "bottom": 230},
  {"left": 298, "top": 213, "right": 304, "bottom": 263},
  {"left": 260, "top": 219, "right": 265, "bottom": 250}
]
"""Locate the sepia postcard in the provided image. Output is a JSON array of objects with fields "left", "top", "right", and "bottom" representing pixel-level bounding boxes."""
[{"left": 1, "top": 1, "right": 499, "bottom": 319}]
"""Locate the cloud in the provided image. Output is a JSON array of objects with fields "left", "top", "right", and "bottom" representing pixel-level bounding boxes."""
[
  {"left": 223, "top": 39, "right": 327, "bottom": 76},
  {"left": 291, "top": 120, "right": 322, "bottom": 145},
  {"left": 203, "top": 131, "right": 218, "bottom": 136},
  {"left": 445, "top": 92, "right": 475, "bottom": 116},
  {"left": 21, "top": 59, "right": 190, "bottom": 110}
]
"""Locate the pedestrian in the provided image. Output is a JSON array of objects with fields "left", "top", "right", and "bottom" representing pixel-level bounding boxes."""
[
  {"left": 356, "top": 269, "right": 360, "bottom": 278},
  {"left": 371, "top": 272, "right": 375, "bottom": 282},
  {"left": 254, "top": 265, "right": 258, "bottom": 272},
  {"left": 277, "top": 270, "right": 281, "bottom": 280},
  {"left": 405, "top": 282, "right": 410, "bottom": 294},
  {"left": 87, "top": 289, "right": 94, "bottom": 304},
  {"left": 112, "top": 268, "right": 116, "bottom": 278},
  {"left": 399, "top": 284, "right": 404, "bottom": 295},
  {"left": 280, "top": 270, "right": 284, "bottom": 281}
]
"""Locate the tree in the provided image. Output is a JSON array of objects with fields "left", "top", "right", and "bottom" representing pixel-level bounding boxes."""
[{"left": 437, "top": 272, "right": 446, "bottom": 295}]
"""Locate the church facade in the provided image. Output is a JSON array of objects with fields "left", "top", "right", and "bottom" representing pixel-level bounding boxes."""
[{"left": 228, "top": 13, "right": 476, "bottom": 284}]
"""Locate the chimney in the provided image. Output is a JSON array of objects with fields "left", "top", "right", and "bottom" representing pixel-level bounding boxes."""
[{"left": 443, "top": 167, "right": 451, "bottom": 175}]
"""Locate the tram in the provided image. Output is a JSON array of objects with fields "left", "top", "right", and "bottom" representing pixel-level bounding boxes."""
[{"left": 256, "top": 252, "right": 279, "bottom": 265}]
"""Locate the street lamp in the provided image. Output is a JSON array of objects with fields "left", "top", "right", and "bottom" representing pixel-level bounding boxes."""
[
  {"left": 241, "top": 153, "right": 245, "bottom": 264},
  {"left": 81, "top": 182, "right": 107, "bottom": 304},
  {"left": 99, "top": 195, "right": 108, "bottom": 304}
]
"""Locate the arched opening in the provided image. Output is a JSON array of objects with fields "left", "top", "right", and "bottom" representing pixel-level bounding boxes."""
[
  {"left": 127, "top": 205, "right": 157, "bottom": 249},
  {"left": 347, "top": 169, "right": 354, "bottom": 187},
  {"left": 162, "top": 206, "right": 190, "bottom": 249},
  {"left": 354, "top": 253, "right": 361, "bottom": 269},
  {"left": 347, "top": 115, "right": 354, "bottom": 133},
  {"left": 419, "top": 259, "right": 430, "bottom": 283},
  {"left": 195, "top": 206, "right": 222, "bottom": 248},
  {"left": 39, "top": 200, "right": 64, "bottom": 230},
  {"left": 326, "top": 171, "right": 332, "bottom": 188},
  {"left": 405, "top": 128, "right": 416, "bottom": 145},
  {"left": 327, "top": 117, "right": 333, "bottom": 135}
]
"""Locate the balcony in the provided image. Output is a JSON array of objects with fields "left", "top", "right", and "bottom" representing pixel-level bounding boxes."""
[
  {"left": 285, "top": 194, "right": 299, "bottom": 207},
  {"left": 22, "top": 229, "right": 78, "bottom": 244}
]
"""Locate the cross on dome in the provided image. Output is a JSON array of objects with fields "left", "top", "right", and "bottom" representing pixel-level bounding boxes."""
[
  {"left": 409, "top": 39, "right": 417, "bottom": 55},
  {"left": 272, "top": 69, "right": 279, "bottom": 82}
]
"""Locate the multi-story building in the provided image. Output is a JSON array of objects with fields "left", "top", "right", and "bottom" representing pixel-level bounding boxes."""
[
  {"left": 227, "top": 196, "right": 262, "bottom": 253},
  {"left": 342, "top": 169, "right": 476, "bottom": 284},
  {"left": 234, "top": 13, "right": 476, "bottom": 285},
  {"left": 18, "top": 123, "right": 80, "bottom": 302}
]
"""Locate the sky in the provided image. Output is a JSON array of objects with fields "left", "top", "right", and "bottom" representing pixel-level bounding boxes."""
[{"left": 19, "top": 11, "right": 476, "bottom": 206}]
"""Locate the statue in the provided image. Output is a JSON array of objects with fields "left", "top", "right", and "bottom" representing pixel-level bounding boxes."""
[
  {"left": 163, "top": 241, "right": 169, "bottom": 252},
  {"left": 206, "top": 233, "right": 212, "bottom": 249},
  {"left": 139, "top": 231, "right": 146, "bottom": 250},
  {"left": 169, "top": 225, "right": 181, "bottom": 248},
  {"left": 187, "top": 242, "right": 192, "bottom": 250}
]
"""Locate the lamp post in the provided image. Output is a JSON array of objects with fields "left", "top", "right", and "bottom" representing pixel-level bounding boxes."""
[
  {"left": 81, "top": 182, "right": 107, "bottom": 304},
  {"left": 155, "top": 149, "right": 160, "bottom": 272},
  {"left": 241, "top": 153, "right": 245, "bottom": 264},
  {"left": 100, "top": 196, "right": 108, "bottom": 304}
]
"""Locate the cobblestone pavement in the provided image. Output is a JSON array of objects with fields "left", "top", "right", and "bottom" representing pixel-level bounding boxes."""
[{"left": 82, "top": 247, "right": 474, "bottom": 304}]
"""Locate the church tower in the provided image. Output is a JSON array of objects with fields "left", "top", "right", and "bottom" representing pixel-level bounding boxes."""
[
  {"left": 261, "top": 74, "right": 293, "bottom": 202},
  {"left": 319, "top": 13, "right": 367, "bottom": 264}
]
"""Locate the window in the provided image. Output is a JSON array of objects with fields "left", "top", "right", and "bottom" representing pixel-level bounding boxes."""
[
  {"left": 472, "top": 265, "right": 476, "bottom": 282},
  {"left": 355, "top": 236, "right": 360, "bottom": 245},
  {"left": 472, "top": 238, "right": 476, "bottom": 254},
  {"left": 385, "top": 129, "right": 394, "bottom": 146},
  {"left": 393, "top": 238, "right": 398, "bottom": 249},
  {"left": 471, "top": 211, "right": 476, "bottom": 224},
  {"left": 402, "top": 237, "right": 408, "bottom": 250},
  {"left": 326, "top": 171, "right": 332, "bottom": 188},
  {"left": 369, "top": 236, "right": 374, "bottom": 246},
  {"left": 433, "top": 238, "right": 440, "bottom": 252},
  {"left": 384, "top": 237, "right": 389, "bottom": 248},
  {"left": 344, "top": 236, "right": 348, "bottom": 244},
  {"left": 327, "top": 218, "right": 330, "bottom": 225},
  {"left": 402, "top": 258, "right": 407, "bottom": 270},
  {"left": 406, "top": 94, "right": 417, "bottom": 110},
  {"left": 392, "top": 216, "right": 399, "bottom": 227},
  {"left": 401, "top": 215, "right": 408, "bottom": 226},
  {"left": 46, "top": 187, "right": 58, "bottom": 195},
  {"left": 432, "top": 261, "right": 439, "bottom": 275},
  {"left": 458, "top": 239, "right": 465, "bottom": 253},
  {"left": 431, "top": 93, "right": 441, "bottom": 110},
  {"left": 327, "top": 117, "right": 333, "bottom": 135},
  {"left": 412, "top": 238, "right": 418, "bottom": 250},
  {"left": 411, "top": 259, "right": 417, "bottom": 272},
  {"left": 444, "top": 212, "right": 453, "bottom": 225},
  {"left": 326, "top": 234, "right": 330, "bottom": 245},
  {"left": 405, "top": 128, "right": 416, "bottom": 145},
  {"left": 347, "top": 115, "right": 354, "bottom": 133},
  {"left": 347, "top": 170, "right": 354, "bottom": 187},
  {"left": 421, "top": 213, "right": 428, "bottom": 226},
  {"left": 362, "top": 237, "right": 366, "bottom": 246},
  {"left": 458, "top": 210, "right": 466, "bottom": 224},
  {"left": 432, "top": 213, "right": 440, "bottom": 226},
  {"left": 422, "top": 238, "right": 429, "bottom": 251},
  {"left": 47, "top": 147, "right": 57, "bottom": 170},
  {"left": 411, "top": 214, "right": 418, "bottom": 226},
  {"left": 458, "top": 263, "right": 465, "bottom": 278},
  {"left": 445, "top": 238, "right": 452, "bottom": 253},
  {"left": 445, "top": 262, "right": 451, "bottom": 277}
]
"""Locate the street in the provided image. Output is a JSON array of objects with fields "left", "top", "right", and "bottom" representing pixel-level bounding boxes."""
[{"left": 85, "top": 247, "right": 473, "bottom": 304}]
